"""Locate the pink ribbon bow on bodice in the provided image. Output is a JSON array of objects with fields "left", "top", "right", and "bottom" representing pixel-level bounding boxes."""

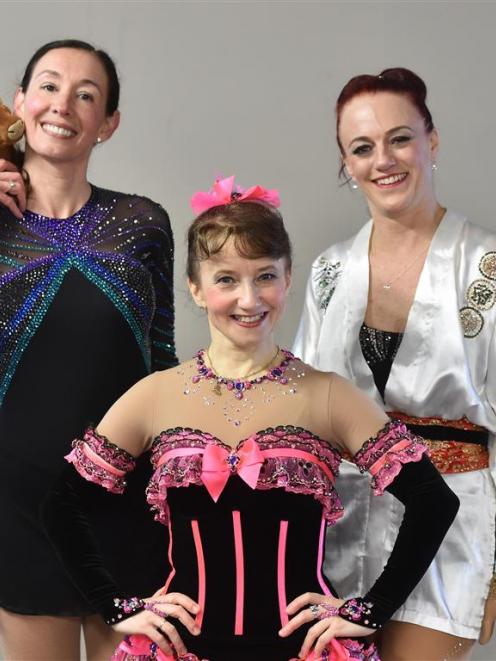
[{"left": 201, "top": 438, "right": 264, "bottom": 502}]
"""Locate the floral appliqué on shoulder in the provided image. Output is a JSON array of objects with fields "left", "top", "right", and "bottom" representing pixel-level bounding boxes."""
[
  {"left": 460, "top": 251, "right": 496, "bottom": 338},
  {"left": 313, "top": 257, "right": 342, "bottom": 312}
]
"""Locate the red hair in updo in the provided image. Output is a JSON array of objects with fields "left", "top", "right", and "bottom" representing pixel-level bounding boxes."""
[{"left": 335, "top": 67, "right": 434, "bottom": 158}]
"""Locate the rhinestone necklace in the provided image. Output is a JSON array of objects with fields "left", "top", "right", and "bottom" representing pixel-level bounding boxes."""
[
  {"left": 192, "top": 348, "right": 294, "bottom": 399},
  {"left": 207, "top": 345, "right": 280, "bottom": 388}
]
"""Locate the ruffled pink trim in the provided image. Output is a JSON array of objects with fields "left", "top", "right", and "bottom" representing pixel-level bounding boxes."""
[
  {"left": 146, "top": 445, "right": 205, "bottom": 525},
  {"left": 146, "top": 427, "right": 343, "bottom": 526},
  {"left": 353, "top": 421, "right": 428, "bottom": 495},
  {"left": 256, "top": 462, "right": 344, "bottom": 526},
  {"left": 111, "top": 634, "right": 378, "bottom": 660},
  {"left": 370, "top": 441, "right": 428, "bottom": 495},
  {"left": 66, "top": 428, "right": 136, "bottom": 494},
  {"left": 111, "top": 634, "right": 207, "bottom": 660},
  {"left": 295, "top": 637, "right": 380, "bottom": 660}
]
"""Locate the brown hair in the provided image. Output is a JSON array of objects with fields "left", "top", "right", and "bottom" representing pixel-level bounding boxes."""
[
  {"left": 187, "top": 201, "right": 292, "bottom": 282},
  {"left": 20, "top": 39, "right": 120, "bottom": 116},
  {"left": 13, "top": 39, "right": 120, "bottom": 172},
  {"left": 335, "top": 67, "right": 434, "bottom": 177}
]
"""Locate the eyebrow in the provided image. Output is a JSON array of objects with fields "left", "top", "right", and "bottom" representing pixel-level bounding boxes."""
[
  {"left": 212, "top": 263, "right": 278, "bottom": 276},
  {"left": 348, "top": 125, "right": 414, "bottom": 148},
  {"left": 211, "top": 268, "right": 235, "bottom": 275},
  {"left": 35, "top": 70, "right": 101, "bottom": 90}
]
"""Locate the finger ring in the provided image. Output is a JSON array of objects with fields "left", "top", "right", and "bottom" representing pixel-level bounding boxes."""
[
  {"left": 309, "top": 604, "right": 321, "bottom": 619},
  {"left": 8, "top": 180, "right": 15, "bottom": 191}
]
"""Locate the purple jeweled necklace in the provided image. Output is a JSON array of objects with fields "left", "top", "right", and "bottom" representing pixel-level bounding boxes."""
[{"left": 192, "top": 348, "right": 296, "bottom": 399}]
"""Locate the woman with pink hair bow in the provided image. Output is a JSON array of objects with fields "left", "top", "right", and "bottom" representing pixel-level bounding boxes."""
[{"left": 42, "top": 176, "right": 458, "bottom": 661}]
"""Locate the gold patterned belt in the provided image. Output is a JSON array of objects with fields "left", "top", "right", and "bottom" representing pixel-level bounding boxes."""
[
  {"left": 389, "top": 412, "right": 489, "bottom": 474},
  {"left": 421, "top": 440, "right": 489, "bottom": 473}
]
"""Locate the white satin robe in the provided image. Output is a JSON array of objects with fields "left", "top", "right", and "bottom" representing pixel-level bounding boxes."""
[{"left": 294, "top": 210, "right": 496, "bottom": 638}]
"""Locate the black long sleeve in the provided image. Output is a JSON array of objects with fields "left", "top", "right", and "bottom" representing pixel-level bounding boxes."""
[
  {"left": 41, "top": 464, "right": 125, "bottom": 623},
  {"left": 44, "top": 449, "right": 459, "bottom": 630},
  {"left": 340, "top": 457, "right": 460, "bottom": 628}
]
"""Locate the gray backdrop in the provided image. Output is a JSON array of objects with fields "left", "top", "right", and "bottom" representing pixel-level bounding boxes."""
[{"left": 0, "top": 2, "right": 495, "bottom": 659}]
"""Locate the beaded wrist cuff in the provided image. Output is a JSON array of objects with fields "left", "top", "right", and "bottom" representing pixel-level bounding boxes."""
[
  {"left": 105, "top": 597, "right": 145, "bottom": 625},
  {"left": 338, "top": 598, "right": 382, "bottom": 630}
]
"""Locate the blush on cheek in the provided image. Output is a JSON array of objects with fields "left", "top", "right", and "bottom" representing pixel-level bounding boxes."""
[
  {"left": 25, "top": 96, "right": 46, "bottom": 115},
  {"left": 22, "top": 98, "right": 47, "bottom": 139},
  {"left": 202, "top": 286, "right": 230, "bottom": 313}
]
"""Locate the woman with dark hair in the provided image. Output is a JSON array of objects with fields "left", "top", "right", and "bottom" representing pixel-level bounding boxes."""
[
  {"left": 294, "top": 68, "right": 496, "bottom": 659},
  {"left": 0, "top": 40, "right": 176, "bottom": 660},
  {"left": 41, "top": 176, "right": 459, "bottom": 661}
]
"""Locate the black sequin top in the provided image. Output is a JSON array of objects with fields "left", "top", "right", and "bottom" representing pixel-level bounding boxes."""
[{"left": 359, "top": 323, "right": 404, "bottom": 399}]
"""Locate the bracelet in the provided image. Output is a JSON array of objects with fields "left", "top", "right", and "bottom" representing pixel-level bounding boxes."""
[
  {"left": 144, "top": 601, "right": 169, "bottom": 619},
  {"left": 337, "top": 598, "right": 381, "bottom": 630},
  {"left": 309, "top": 603, "right": 340, "bottom": 621},
  {"left": 105, "top": 596, "right": 145, "bottom": 625}
]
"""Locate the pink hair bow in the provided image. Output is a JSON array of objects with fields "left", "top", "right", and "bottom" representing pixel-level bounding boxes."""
[
  {"left": 190, "top": 175, "right": 280, "bottom": 215},
  {"left": 201, "top": 438, "right": 265, "bottom": 502}
]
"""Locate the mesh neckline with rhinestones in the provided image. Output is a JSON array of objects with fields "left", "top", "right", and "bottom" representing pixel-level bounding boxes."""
[
  {"left": 181, "top": 350, "right": 305, "bottom": 428},
  {"left": 23, "top": 185, "right": 97, "bottom": 224}
]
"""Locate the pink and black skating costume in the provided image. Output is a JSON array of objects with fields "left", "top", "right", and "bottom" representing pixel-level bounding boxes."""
[{"left": 43, "top": 355, "right": 458, "bottom": 660}]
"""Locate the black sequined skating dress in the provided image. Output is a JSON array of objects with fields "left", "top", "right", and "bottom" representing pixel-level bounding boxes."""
[{"left": 0, "top": 186, "right": 176, "bottom": 615}]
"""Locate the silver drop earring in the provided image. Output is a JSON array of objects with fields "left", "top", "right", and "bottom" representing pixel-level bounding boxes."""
[
  {"left": 351, "top": 179, "right": 358, "bottom": 190},
  {"left": 431, "top": 162, "right": 437, "bottom": 171}
]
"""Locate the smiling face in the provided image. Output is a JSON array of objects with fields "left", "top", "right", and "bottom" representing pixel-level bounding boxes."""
[
  {"left": 14, "top": 48, "right": 119, "bottom": 165},
  {"left": 339, "top": 91, "right": 439, "bottom": 218},
  {"left": 189, "top": 240, "right": 291, "bottom": 351}
]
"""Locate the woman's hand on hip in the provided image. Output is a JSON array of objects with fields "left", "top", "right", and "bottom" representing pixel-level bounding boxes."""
[
  {"left": 279, "top": 591, "right": 374, "bottom": 658},
  {"left": 112, "top": 592, "right": 200, "bottom": 657}
]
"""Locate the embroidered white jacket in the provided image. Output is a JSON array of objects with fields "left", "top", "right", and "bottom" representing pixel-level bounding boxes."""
[{"left": 294, "top": 210, "right": 496, "bottom": 483}]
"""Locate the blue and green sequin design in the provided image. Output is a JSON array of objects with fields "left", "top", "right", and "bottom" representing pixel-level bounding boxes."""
[{"left": 0, "top": 186, "right": 176, "bottom": 404}]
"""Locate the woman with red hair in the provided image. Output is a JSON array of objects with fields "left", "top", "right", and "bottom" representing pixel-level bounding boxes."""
[{"left": 295, "top": 68, "right": 496, "bottom": 659}]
